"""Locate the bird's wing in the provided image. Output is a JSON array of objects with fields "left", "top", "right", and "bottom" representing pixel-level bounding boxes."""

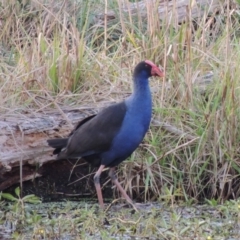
[
  {"left": 59, "top": 102, "right": 127, "bottom": 158},
  {"left": 47, "top": 115, "right": 96, "bottom": 154},
  {"left": 68, "top": 114, "right": 96, "bottom": 137}
]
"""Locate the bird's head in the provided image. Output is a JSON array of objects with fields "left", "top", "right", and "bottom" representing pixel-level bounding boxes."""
[{"left": 133, "top": 60, "right": 164, "bottom": 79}]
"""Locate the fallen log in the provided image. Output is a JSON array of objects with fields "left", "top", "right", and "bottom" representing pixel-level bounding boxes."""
[
  {"left": 95, "top": 0, "right": 221, "bottom": 24},
  {"left": 0, "top": 107, "right": 97, "bottom": 190}
]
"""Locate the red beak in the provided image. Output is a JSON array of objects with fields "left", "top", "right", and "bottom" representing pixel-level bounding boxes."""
[
  {"left": 151, "top": 66, "right": 164, "bottom": 77},
  {"left": 145, "top": 60, "right": 164, "bottom": 77}
]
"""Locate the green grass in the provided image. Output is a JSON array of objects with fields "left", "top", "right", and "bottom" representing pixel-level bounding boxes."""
[
  {"left": 1, "top": 196, "right": 240, "bottom": 239},
  {"left": 1, "top": 0, "right": 240, "bottom": 205}
]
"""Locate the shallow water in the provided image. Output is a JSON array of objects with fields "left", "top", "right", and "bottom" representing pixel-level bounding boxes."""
[{"left": 1, "top": 200, "right": 240, "bottom": 239}]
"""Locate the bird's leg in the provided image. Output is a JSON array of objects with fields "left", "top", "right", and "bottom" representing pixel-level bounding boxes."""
[
  {"left": 108, "top": 167, "right": 133, "bottom": 204},
  {"left": 94, "top": 165, "right": 105, "bottom": 208}
]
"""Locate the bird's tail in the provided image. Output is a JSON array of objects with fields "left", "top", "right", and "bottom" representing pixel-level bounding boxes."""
[{"left": 47, "top": 138, "right": 68, "bottom": 155}]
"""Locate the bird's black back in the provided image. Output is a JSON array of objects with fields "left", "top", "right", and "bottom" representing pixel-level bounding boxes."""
[{"left": 55, "top": 101, "right": 127, "bottom": 160}]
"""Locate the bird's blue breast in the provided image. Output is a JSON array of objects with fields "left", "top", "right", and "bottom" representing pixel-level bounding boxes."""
[{"left": 101, "top": 87, "right": 152, "bottom": 167}]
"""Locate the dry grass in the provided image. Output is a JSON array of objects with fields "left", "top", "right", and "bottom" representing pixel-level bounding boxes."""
[{"left": 1, "top": 0, "right": 240, "bottom": 203}]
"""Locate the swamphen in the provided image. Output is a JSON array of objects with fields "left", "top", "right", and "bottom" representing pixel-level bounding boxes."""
[{"left": 47, "top": 60, "right": 164, "bottom": 208}]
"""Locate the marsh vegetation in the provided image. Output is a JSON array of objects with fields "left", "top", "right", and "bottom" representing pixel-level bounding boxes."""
[{"left": 1, "top": 0, "right": 240, "bottom": 238}]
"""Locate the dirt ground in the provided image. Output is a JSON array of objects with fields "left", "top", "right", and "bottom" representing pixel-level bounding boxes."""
[{"left": 4, "top": 159, "right": 114, "bottom": 203}]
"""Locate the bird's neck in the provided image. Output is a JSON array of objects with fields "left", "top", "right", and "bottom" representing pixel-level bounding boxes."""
[
  {"left": 126, "top": 75, "right": 152, "bottom": 130},
  {"left": 126, "top": 76, "right": 152, "bottom": 112},
  {"left": 132, "top": 76, "right": 151, "bottom": 99}
]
